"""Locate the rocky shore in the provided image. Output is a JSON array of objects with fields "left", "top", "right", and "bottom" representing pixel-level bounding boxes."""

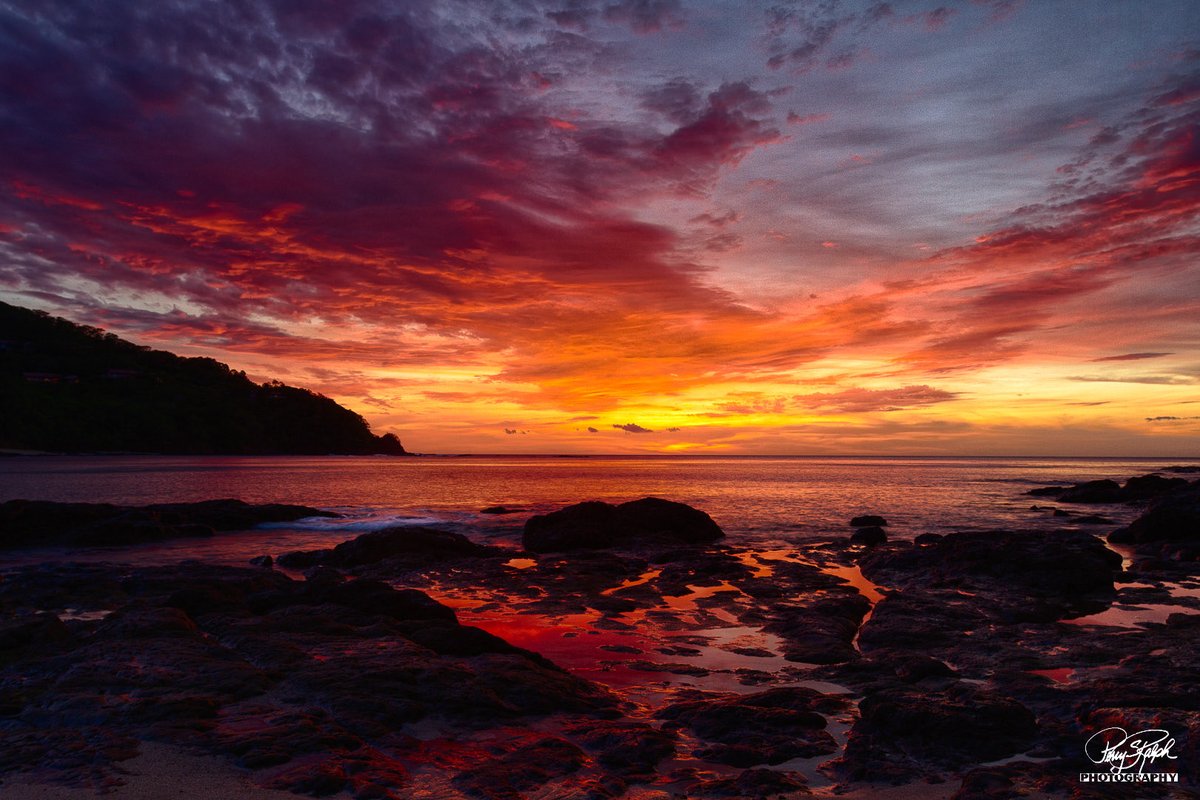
[
  {"left": 0, "top": 498, "right": 337, "bottom": 549},
  {"left": 1, "top": 478, "right": 1197, "bottom": 798}
]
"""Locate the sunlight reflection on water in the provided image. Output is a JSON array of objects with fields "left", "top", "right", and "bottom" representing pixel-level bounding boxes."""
[{"left": 0, "top": 454, "right": 1175, "bottom": 563}]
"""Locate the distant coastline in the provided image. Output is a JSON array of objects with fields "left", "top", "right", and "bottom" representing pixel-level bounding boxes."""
[{"left": 0, "top": 302, "right": 409, "bottom": 457}]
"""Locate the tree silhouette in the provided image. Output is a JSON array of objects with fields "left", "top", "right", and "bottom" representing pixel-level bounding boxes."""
[{"left": 0, "top": 302, "right": 409, "bottom": 455}]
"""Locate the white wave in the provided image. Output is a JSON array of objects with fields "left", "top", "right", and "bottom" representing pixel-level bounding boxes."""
[{"left": 256, "top": 514, "right": 445, "bottom": 532}]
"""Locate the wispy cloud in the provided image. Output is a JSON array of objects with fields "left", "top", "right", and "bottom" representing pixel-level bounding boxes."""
[
  {"left": 1070, "top": 375, "right": 1197, "bottom": 385},
  {"left": 1092, "top": 353, "right": 1173, "bottom": 362}
]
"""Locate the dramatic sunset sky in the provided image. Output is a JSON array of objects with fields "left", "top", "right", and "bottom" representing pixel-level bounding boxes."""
[{"left": 1, "top": 1, "right": 1198, "bottom": 455}]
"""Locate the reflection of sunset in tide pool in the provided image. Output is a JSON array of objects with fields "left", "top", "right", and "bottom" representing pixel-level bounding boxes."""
[
  {"left": 421, "top": 558, "right": 853, "bottom": 701},
  {"left": 1029, "top": 667, "right": 1074, "bottom": 684}
]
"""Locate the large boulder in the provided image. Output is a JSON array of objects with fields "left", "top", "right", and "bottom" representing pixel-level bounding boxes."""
[
  {"left": 851, "top": 526, "right": 887, "bottom": 546},
  {"left": 1109, "top": 483, "right": 1200, "bottom": 547},
  {"left": 1057, "top": 479, "right": 1122, "bottom": 504},
  {"left": 280, "top": 525, "right": 496, "bottom": 568},
  {"left": 522, "top": 497, "right": 724, "bottom": 553},
  {"left": 1121, "top": 474, "right": 1189, "bottom": 501}
]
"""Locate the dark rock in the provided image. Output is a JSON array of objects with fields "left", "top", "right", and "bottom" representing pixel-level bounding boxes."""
[
  {"left": 588, "top": 595, "right": 640, "bottom": 614},
  {"left": 453, "top": 736, "right": 585, "bottom": 800},
  {"left": 850, "top": 515, "right": 888, "bottom": 527},
  {"left": 0, "top": 500, "right": 120, "bottom": 546},
  {"left": 913, "top": 533, "right": 943, "bottom": 545},
  {"left": 162, "top": 570, "right": 295, "bottom": 618},
  {"left": 480, "top": 506, "right": 524, "bottom": 515},
  {"left": 1057, "top": 479, "right": 1122, "bottom": 503},
  {"left": 249, "top": 555, "right": 273, "bottom": 568},
  {"left": 316, "top": 579, "right": 458, "bottom": 623},
  {"left": 1121, "top": 473, "right": 1189, "bottom": 500},
  {"left": 522, "top": 501, "right": 616, "bottom": 553},
  {"left": 1076, "top": 614, "right": 1200, "bottom": 714},
  {"left": 215, "top": 704, "right": 361, "bottom": 770},
  {"left": 0, "top": 612, "right": 72, "bottom": 653},
  {"left": 522, "top": 497, "right": 724, "bottom": 553},
  {"left": 850, "top": 526, "right": 887, "bottom": 546},
  {"left": 265, "top": 756, "right": 349, "bottom": 796},
  {"left": 303, "top": 566, "right": 345, "bottom": 587},
  {"left": 655, "top": 550, "right": 753, "bottom": 591},
  {"left": 688, "top": 768, "right": 810, "bottom": 798},
  {"left": 462, "top": 655, "right": 619, "bottom": 717},
  {"left": 1029, "top": 474, "right": 1189, "bottom": 505},
  {"left": 147, "top": 499, "right": 334, "bottom": 530},
  {"left": 565, "top": 719, "right": 676, "bottom": 777},
  {"left": 764, "top": 592, "right": 871, "bottom": 664},
  {"left": 859, "top": 530, "right": 1121, "bottom": 621},
  {"left": 730, "top": 646, "right": 775, "bottom": 658},
  {"left": 817, "top": 649, "right": 960, "bottom": 693},
  {"left": 312, "top": 526, "right": 496, "bottom": 567},
  {"left": 0, "top": 498, "right": 334, "bottom": 550},
  {"left": 277, "top": 549, "right": 330, "bottom": 569},
  {"left": 1110, "top": 484, "right": 1200, "bottom": 546},
  {"left": 858, "top": 592, "right": 988, "bottom": 653},
  {"left": 890, "top": 653, "right": 958, "bottom": 683},
  {"left": 75, "top": 513, "right": 215, "bottom": 546},
  {"left": 625, "top": 659, "right": 710, "bottom": 677},
  {"left": 396, "top": 621, "right": 544, "bottom": 660},
  {"left": 657, "top": 688, "right": 842, "bottom": 767},
  {"left": 951, "top": 767, "right": 1016, "bottom": 799},
  {"left": 657, "top": 645, "right": 702, "bottom": 657},
  {"left": 0, "top": 559, "right": 621, "bottom": 793},
  {"left": 951, "top": 762, "right": 1078, "bottom": 800},
  {"left": 97, "top": 606, "right": 199, "bottom": 639},
  {"left": 617, "top": 497, "right": 725, "bottom": 543},
  {"left": 834, "top": 684, "right": 1036, "bottom": 778}
]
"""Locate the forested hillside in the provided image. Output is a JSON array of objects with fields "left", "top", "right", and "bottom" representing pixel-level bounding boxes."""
[{"left": 0, "top": 302, "right": 408, "bottom": 455}]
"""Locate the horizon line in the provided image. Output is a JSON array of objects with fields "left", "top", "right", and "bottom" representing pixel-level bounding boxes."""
[{"left": 8, "top": 450, "right": 1197, "bottom": 461}]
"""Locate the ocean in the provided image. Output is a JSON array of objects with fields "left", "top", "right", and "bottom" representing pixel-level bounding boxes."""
[{"left": 0, "top": 453, "right": 1185, "bottom": 566}]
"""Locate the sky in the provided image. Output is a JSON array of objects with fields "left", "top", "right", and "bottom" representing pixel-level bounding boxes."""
[{"left": 1, "top": 0, "right": 1198, "bottom": 455}]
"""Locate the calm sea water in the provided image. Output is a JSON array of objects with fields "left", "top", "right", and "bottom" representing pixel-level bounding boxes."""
[{"left": 0, "top": 455, "right": 1190, "bottom": 565}]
